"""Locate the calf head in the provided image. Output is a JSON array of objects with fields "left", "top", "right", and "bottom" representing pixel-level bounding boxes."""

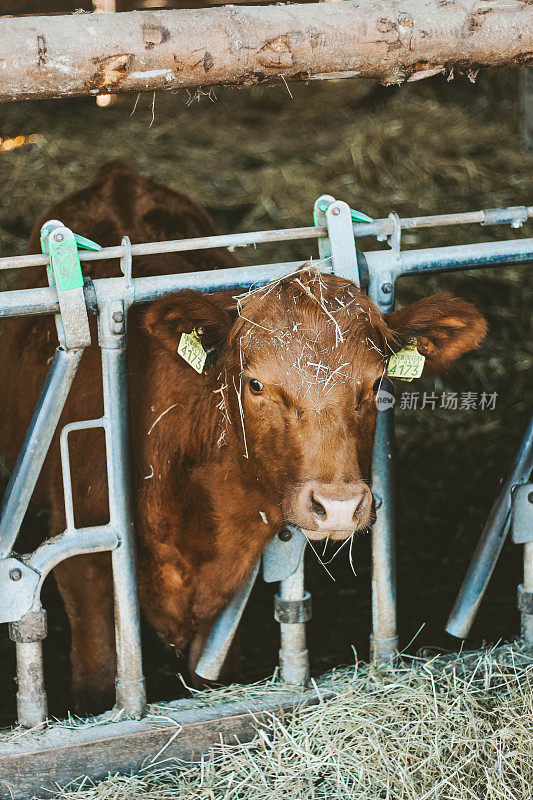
[{"left": 144, "top": 270, "right": 487, "bottom": 541}]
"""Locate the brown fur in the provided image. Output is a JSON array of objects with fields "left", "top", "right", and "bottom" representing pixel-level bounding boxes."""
[{"left": 0, "top": 162, "right": 487, "bottom": 713}]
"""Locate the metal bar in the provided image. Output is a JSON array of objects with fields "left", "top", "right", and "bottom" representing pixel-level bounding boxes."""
[
  {"left": 387, "top": 237, "right": 533, "bottom": 275},
  {"left": 195, "top": 561, "right": 260, "bottom": 682},
  {"left": 60, "top": 419, "right": 105, "bottom": 532},
  {"left": 131, "top": 260, "right": 325, "bottom": 304},
  {"left": 28, "top": 525, "right": 119, "bottom": 581},
  {"left": 0, "top": 207, "right": 531, "bottom": 272},
  {"left": 0, "top": 347, "right": 83, "bottom": 559},
  {"left": 13, "top": 640, "right": 47, "bottom": 728},
  {"left": 278, "top": 556, "right": 309, "bottom": 684},
  {"left": 369, "top": 379, "right": 398, "bottom": 663},
  {"left": 368, "top": 238, "right": 398, "bottom": 665},
  {"left": 446, "top": 413, "right": 533, "bottom": 639},
  {"left": 523, "top": 543, "right": 533, "bottom": 648},
  {"left": 0, "top": 230, "right": 326, "bottom": 271},
  {"left": 99, "top": 302, "right": 146, "bottom": 718},
  {"left": 0, "top": 238, "right": 529, "bottom": 320},
  {"left": 9, "top": 609, "right": 48, "bottom": 728},
  {"left": 1, "top": 238, "right": 532, "bottom": 321},
  {"left": 0, "top": 526, "right": 119, "bottom": 626}
]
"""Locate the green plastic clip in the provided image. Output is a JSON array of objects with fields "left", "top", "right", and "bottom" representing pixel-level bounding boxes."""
[
  {"left": 313, "top": 198, "right": 373, "bottom": 225},
  {"left": 350, "top": 208, "right": 374, "bottom": 224},
  {"left": 48, "top": 234, "right": 84, "bottom": 292},
  {"left": 40, "top": 223, "right": 101, "bottom": 289},
  {"left": 73, "top": 233, "right": 102, "bottom": 252}
]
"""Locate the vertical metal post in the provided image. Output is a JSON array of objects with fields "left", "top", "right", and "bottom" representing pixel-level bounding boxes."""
[
  {"left": 13, "top": 642, "right": 47, "bottom": 727},
  {"left": 370, "top": 393, "right": 398, "bottom": 662},
  {"left": 9, "top": 609, "right": 48, "bottom": 727},
  {"left": 512, "top": 479, "right": 533, "bottom": 649},
  {"left": 0, "top": 347, "right": 83, "bottom": 559},
  {"left": 368, "top": 254, "right": 398, "bottom": 664},
  {"left": 99, "top": 300, "right": 146, "bottom": 718},
  {"left": 277, "top": 557, "right": 310, "bottom": 684},
  {"left": 522, "top": 542, "right": 533, "bottom": 647}
]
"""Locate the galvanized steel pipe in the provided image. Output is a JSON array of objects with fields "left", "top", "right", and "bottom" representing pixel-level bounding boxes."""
[
  {"left": 13, "top": 641, "right": 48, "bottom": 728},
  {"left": 447, "top": 413, "right": 533, "bottom": 639},
  {"left": 99, "top": 303, "right": 146, "bottom": 718},
  {"left": 522, "top": 543, "right": 533, "bottom": 648},
  {"left": 278, "top": 558, "right": 309, "bottom": 684},
  {"left": 0, "top": 347, "right": 83, "bottom": 559}
]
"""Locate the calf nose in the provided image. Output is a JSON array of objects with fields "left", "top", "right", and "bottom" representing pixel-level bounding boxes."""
[{"left": 306, "top": 482, "right": 372, "bottom": 531}]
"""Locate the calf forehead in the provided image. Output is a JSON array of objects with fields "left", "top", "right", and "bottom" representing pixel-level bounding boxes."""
[{"left": 234, "top": 271, "right": 390, "bottom": 386}]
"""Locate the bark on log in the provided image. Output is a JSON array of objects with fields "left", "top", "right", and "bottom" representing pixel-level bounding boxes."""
[{"left": 0, "top": 1, "right": 531, "bottom": 102}]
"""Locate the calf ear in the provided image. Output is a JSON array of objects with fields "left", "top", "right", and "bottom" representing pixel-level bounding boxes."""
[
  {"left": 143, "top": 290, "right": 234, "bottom": 362},
  {"left": 386, "top": 293, "right": 487, "bottom": 373}
]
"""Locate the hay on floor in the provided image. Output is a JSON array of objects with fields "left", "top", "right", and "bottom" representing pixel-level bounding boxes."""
[{"left": 40, "top": 643, "right": 533, "bottom": 799}]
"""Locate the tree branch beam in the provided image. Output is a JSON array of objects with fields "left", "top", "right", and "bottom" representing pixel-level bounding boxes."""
[{"left": 0, "top": 1, "right": 531, "bottom": 102}]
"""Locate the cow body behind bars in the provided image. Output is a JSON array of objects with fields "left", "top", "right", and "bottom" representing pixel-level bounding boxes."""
[{"left": 0, "top": 162, "right": 486, "bottom": 713}]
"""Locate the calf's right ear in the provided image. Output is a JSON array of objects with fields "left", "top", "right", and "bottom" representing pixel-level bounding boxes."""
[{"left": 143, "top": 290, "right": 233, "bottom": 361}]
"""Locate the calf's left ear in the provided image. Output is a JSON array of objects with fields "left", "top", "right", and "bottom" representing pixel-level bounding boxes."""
[
  {"left": 386, "top": 293, "right": 487, "bottom": 373},
  {"left": 143, "top": 289, "right": 234, "bottom": 362}
]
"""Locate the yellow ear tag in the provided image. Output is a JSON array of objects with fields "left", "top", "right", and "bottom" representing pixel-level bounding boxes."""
[
  {"left": 387, "top": 337, "right": 425, "bottom": 382},
  {"left": 178, "top": 329, "right": 207, "bottom": 374}
]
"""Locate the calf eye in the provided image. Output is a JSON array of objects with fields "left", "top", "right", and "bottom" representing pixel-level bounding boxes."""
[{"left": 249, "top": 378, "right": 265, "bottom": 395}]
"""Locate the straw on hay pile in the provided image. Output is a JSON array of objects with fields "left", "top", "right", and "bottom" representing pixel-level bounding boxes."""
[{"left": 3, "top": 644, "right": 529, "bottom": 799}]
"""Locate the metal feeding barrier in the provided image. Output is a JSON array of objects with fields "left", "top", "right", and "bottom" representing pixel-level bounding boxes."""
[{"left": 0, "top": 198, "right": 532, "bottom": 737}]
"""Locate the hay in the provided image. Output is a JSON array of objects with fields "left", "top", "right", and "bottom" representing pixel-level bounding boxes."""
[{"left": 37, "top": 644, "right": 533, "bottom": 799}]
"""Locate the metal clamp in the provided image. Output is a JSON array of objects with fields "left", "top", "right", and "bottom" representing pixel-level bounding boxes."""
[
  {"left": 326, "top": 200, "right": 360, "bottom": 285},
  {"left": 386, "top": 211, "right": 402, "bottom": 258},
  {"left": 45, "top": 224, "right": 92, "bottom": 350},
  {"left": 263, "top": 525, "right": 307, "bottom": 583},
  {"left": 0, "top": 557, "right": 41, "bottom": 624},
  {"left": 481, "top": 206, "right": 529, "bottom": 229},
  {"left": 274, "top": 591, "right": 312, "bottom": 624}
]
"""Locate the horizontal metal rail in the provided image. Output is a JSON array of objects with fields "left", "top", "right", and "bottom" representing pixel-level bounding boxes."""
[
  {"left": 0, "top": 205, "right": 531, "bottom": 272},
  {"left": 0, "top": 239, "right": 531, "bottom": 320}
]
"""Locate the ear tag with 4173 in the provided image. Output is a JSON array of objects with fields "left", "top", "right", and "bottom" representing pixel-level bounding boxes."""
[
  {"left": 387, "top": 338, "right": 425, "bottom": 382},
  {"left": 178, "top": 329, "right": 207, "bottom": 374}
]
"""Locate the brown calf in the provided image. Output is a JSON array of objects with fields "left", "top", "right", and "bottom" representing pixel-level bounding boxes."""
[{"left": 0, "top": 161, "right": 487, "bottom": 713}]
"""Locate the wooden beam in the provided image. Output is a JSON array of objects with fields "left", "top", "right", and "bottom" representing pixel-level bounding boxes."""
[
  {"left": 0, "top": 1, "right": 531, "bottom": 102},
  {"left": 0, "top": 689, "right": 318, "bottom": 800}
]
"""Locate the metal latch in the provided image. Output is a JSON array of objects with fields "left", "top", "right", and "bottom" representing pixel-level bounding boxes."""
[
  {"left": 40, "top": 220, "right": 101, "bottom": 350},
  {"left": 313, "top": 195, "right": 361, "bottom": 286},
  {"left": 263, "top": 525, "right": 307, "bottom": 583}
]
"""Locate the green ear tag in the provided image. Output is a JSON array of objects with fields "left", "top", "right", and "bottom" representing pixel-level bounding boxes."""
[
  {"left": 178, "top": 329, "right": 207, "bottom": 374},
  {"left": 387, "top": 338, "right": 425, "bottom": 382}
]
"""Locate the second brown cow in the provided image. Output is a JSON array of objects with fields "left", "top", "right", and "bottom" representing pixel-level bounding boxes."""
[{"left": 0, "top": 161, "right": 487, "bottom": 713}]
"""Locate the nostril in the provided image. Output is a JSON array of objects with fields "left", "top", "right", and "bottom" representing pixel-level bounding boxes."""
[
  {"left": 310, "top": 493, "right": 327, "bottom": 518},
  {"left": 352, "top": 492, "right": 368, "bottom": 521}
]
